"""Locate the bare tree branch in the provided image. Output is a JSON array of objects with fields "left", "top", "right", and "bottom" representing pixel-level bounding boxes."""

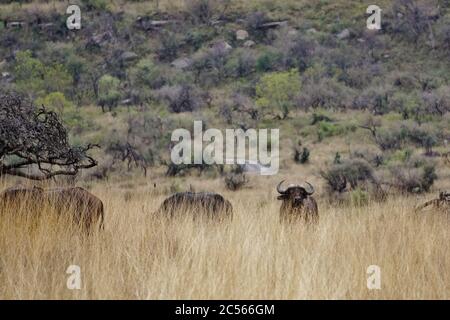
[{"left": 0, "top": 94, "right": 98, "bottom": 180}]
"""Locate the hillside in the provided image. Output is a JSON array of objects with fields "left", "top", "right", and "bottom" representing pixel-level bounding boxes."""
[
  {"left": 0, "top": 0, "right": 449, "bottom": 196},
  {"left": 1, "top": 0, "right": 450, "bottom": 301}
]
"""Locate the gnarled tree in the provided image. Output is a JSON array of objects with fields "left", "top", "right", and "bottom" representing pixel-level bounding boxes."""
[{"left": 0, "top": 94, "right": 97, "bottom": 180}]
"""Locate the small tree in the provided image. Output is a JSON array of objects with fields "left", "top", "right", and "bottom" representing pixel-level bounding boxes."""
[
  {"left": 0, "top": 94, "right": 97, "bottom": 180},
  {"left": 98, "top": 75, "right": 121, "bottom": 112},
  {"left": 256, "top": 69, "right": 301, "bottom": 119}
]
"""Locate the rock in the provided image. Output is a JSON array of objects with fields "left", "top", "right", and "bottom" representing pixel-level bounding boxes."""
[
  {"left": 210, "top": 41, "right": 232, "bottom": 54},
  {"left": 259, "top": 21, "right": 288, "bottom": 29},
  {"left": 210, "top": 19, "right": 224, "bottom": 26},
  {"left": 171, "top": 57, "right": 192, "bottom": 69},
  {"left": 136, "top": 17, "right": 176, "bottom": 30},
  {"left": 336, "top": 28, "right": 350, "bottom": 40},
  {"left": 120, "top": 51, "right": 138, "bottom": 62},
  {"left": 37, "top": 23, "right": 55, "bottom": 29},
  {"left": 243, "top": 40, "right": 256, "bottom": 48},
  {"left": 1, "top": 72, "right": 11, "bottom": 78},
  {"left": 88, "top": 31, "right": 113, "bottom": 47},
  {"left": 288, "top": 29, "right": 299, "bottom": 37},
  {"left": 236, "top": 29, "right": 249, "bottom": 41},
  {"left": 120, "top": 98, "right": 133, "bottom": 105},
  {"left": 6, "top": 21, "right": 25, "bottom": 28}
]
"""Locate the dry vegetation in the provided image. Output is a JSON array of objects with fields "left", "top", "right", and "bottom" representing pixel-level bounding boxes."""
[{"left": 0, "top": 177, "right": 448, "bottom": 300}]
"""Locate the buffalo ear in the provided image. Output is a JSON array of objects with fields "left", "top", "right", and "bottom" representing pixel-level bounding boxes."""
[{"left": 277, "top": 195, "right": 286, "bottom": 200}]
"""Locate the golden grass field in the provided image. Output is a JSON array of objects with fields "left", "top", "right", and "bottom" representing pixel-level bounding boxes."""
[{"left": 0, "top": 175, "right": 448, "bottom": 300}]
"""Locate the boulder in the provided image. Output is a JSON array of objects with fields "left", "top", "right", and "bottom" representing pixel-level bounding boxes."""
[
  {"left": 136, "top": 17, "right": 176, "bottom": 30},
  {"left": 258, "top": 21, "right": 288, "bottom": 29},
  {"left": 6, "top": 21, "right": 25, "bottom": 28},
  {"left": 243, "top": 40, "right": 256, "bottom": 48},
  {"left": 336, "top": 28, "right": 350, "bottom": 40},
  {"left": 121, "top": 51, "right": 138, "bottom": 62},
  {"left": 88, "top": 31, "right": 113, "bottom": 48},
  {"left": 171, "top": 57, "right": 192, "bottom": 69},
  {"left": 236, "top": 29, "right": 249, "bottom": 41},
  {"left": 210, "top": 41, "right": 233, "bottom": 54},
  {"left": 288, "top": 29, "right": 299, "bottom": 37}
]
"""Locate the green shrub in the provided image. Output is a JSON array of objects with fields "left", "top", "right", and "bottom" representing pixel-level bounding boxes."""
[
  {"left": 317, "top": 121, "right": 356, "bottom": 141},
  {"left": 35, "top": 92, "right": 72, "bottom": 114},
  {"left": 350, "top": 188, "right": 369, "bottom": 207},
  {"left": 256, "top": 69, "right": 301, "bottom": 119},
  {"left": 294, "top": 147, "right": 310, "bottom": 164},
  {"left": 98, "top": 75, "right": 121, "bottom": 111},
  {"left": 13, "top": 50, "right": 72, "bottom": 98},
  {"left": 81, "top": 0, "right": 108, "bottom": 10},
  {"left": 256, "top": 50, "right": 282, "bottom": 72},
  {"left": 321, "top": 159, "right": 375, "bottom": 192}
]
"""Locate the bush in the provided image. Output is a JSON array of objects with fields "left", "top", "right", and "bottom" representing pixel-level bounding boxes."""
[
  {"left": 256, "top": 49, "right": 281, "bottom": 72},
  {"left": 316, "top": 121, "right": 356, "bottom": 141},
  {"left": 224, "top": 165, "right": 248, "bottom": 191},
  {"left": 245, "top": 11, "right": 268, "bottom": 35},
  {"left": 352, "top": 85, "right": 392, "bottom": 115},
  {"left": 98, "top": 75, "right": 121, "bottom": 112},
  {"left": 297, "top": 77, "right": 353, "bottom": 110},
  {"left": 274, "top": 31, "right": 316, "bottom": 71},
  {"left": 185, "top": 0, "right": 223, "bottom": 24},
  {"left": 157, "top": 85, "right": 204, "bottom": 113},
  {"left": 422, "top": 86, "right": 450, "bottom": 116},
  {"left": 225, "top": 49, "right": 256, "bottom": 78},
  {"left": 13, "top": 51, "right": 72, "bottom": 99},
  {"left": 81, "top": 0, "right": 108, "bottom": 10},
  {"left": 350, "top": 188, "right": 369, "bottom": 207},
  {"left": 158, "top": 31, "right": 183, "bottom": 62},
  {"left": 256, "top": 69, "right": 301, "bottom": 119},
  {"left": 436, "top": 23, "right": 450, "bottom": 51},
  {"left": 388, "top": 91, "right": 422, "bottom": 120},
  {"left": 321, "top": 159, "right": 375, "bottom": 192},
  {"left": 35, "top": 92, "right": 72, "bottom": 115},
  {"left": 389, "top": 162, "right": 437, "bottom": 194},
  {"left": 406, "top": 124, "right": 438, "bottom": 156},
  {"left": 294, "top": 147, "right": 310, "bottom": 164}
]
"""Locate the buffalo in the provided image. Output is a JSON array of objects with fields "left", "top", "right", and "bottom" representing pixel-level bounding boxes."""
[
  {"left": 415, "top": 191, "right": 450, "bottom": 214},
  {"left": 156, "top": 192, "right": 233, "bottom": 221},
  {"left": 0, "top": 186, "right": 104, "bottom": 231},
  {"left": 276, "top": 180, "right": 318, "bottom": 223}
]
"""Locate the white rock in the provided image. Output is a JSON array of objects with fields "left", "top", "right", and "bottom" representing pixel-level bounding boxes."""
[
  {"left": 336, "top": 28, "right": 350, "bottom": 40},
  {"left": 236, "top": 29, "right": 249, "bottom": 41},
  {"left": 243, "top": 40, "right": 256, "bottom": 47},
  {"left": 171, "top": 57, "right": 192, "bottom": 69}
]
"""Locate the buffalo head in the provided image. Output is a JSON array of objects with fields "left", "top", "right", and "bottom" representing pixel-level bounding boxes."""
[{"left": 276, "top": 180, "right": 315, "bottom": 206}]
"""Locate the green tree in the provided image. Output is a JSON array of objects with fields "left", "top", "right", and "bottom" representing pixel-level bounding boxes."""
[
  {"left": 256, "top": 69, "right": 301, "bottom": 119},
  {"left": 98, "top": 75, "right": 121, "bottom": 112},
  {"left": 14, "top": 50, "right": 72, "bottom": 99},
  {"left": 35, "top": 92, "right": 72, "bottom": 115},
  {"left": 14, "top": 50, "right": 46, "bottom": 98},
  {"left": 44, "top": 64, "right": 72, "bottom": 94}
]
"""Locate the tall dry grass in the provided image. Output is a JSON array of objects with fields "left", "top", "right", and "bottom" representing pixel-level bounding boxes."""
[{"left": 0, "top": 180, "right": 449, "bottom": 300}]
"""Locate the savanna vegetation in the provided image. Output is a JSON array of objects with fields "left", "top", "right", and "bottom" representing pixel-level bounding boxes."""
[{"left": 0, "top": 0, "right": 449, "bottom": 299}]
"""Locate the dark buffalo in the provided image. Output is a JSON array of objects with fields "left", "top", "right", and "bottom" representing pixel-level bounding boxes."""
[
  {"left": 0, "top": 186, "right": 104, "bottom": 231},
  {"left": 276, "top": 180, "right": 319, "bottom": 223},
  {"left": 156, "top": 192, "right": 233, "bottom": 221}
]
